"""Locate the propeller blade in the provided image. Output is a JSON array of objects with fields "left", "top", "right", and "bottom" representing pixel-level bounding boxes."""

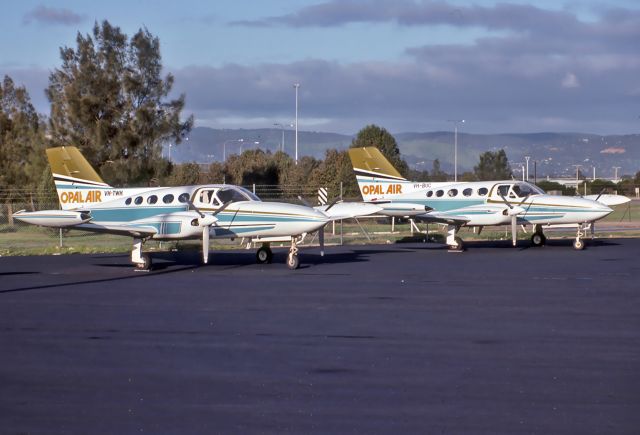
[
  {"left": 324, "top": 196, "right": 342, "bottom": 212},
  {"left": 319, "top": 225, "right": 325, "bottom": 257},
  {"left": 499, "top": 192, "right": 513, "bottom": 209},
  {"left": 211, "top": 200, "right": 233, "bottom": 216},
  {"left": 595, "top": 187, "right": 606, "bottom": 202},
  {"left": 511, "top": 215, "right": 517, "bottom": 247},
  {"left": 297, "top": 195, "right": 312, "bottom": 208},
  {"left": 187, "top": 200, "right": 205, "bottom": 218},
  {"left": 202, "top": 226, "right": 210, "bottom": 264}
]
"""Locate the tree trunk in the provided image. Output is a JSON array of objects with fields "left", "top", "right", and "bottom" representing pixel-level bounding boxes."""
[{"left": 6, "top": 202, "right": 14, "bottom": 226}]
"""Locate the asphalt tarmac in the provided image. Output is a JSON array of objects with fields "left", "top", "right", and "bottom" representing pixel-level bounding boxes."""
[{"left": 1, "top": 238, "right": 639, "bottom": 434}]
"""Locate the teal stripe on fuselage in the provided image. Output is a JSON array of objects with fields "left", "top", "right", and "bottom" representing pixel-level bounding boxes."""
[
  {"left": 214, "top": 226, "right": 276, "bottom": 236},
  {"left": 215, "top": 212, "right": 324, "bottom": 224},
  {"left": 90, "top": 206, "right": 188, "bottom": 222}
]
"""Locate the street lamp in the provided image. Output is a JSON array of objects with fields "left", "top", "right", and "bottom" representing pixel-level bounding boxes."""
[
  {"left": 613, "top": 166, "right": 621, "bottom": 181},
  {"left": 294, "top": 83, "right": 300, "bottom": 165},
  {"left": 223, "top": 138, "right": 243, "bottom": 162},
  {"left": 274, "top": 123, "right": 285, "bottom": 152},
  {"left": 447, "top": 119, "right": 465, "bottom": 182},
  {"left": 524, "top": 156, "right": 530, "bottom": 181}
]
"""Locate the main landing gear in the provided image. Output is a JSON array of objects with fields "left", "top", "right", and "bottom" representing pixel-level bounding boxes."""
[
  {"left": 256, "top": 243, "right": 273, "bottom": 264},
  {"left": 446, "top": 224, "right": 464, "bottom": 252},
  {"left": 132, "top": 238, "right": 152, "bottom": 271},
  {"left": 530, "top": 224, "right": 547, "bottom": 247}
]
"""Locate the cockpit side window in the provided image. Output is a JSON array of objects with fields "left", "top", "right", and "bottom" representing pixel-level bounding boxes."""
[{"left": 496, "top": 185, "right": 510, "bottom": 197}]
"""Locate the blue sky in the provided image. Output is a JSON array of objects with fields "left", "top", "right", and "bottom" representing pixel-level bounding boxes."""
[{"left": 2, "top": 0, "right": 639, "bottom": 134}]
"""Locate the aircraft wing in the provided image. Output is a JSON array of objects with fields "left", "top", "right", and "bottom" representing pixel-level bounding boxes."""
[
  {"left": 583, "top": 194, "right": 631, "bottom": 206},
  {"left": 314, "top": 202, "right": 382, "bottom": 220},
  {"left": 414, "top": 203, "right": 512, "bottom": 225},
  {"left": 65, "top": 222, "right": 159, "bottom": 238},
  {"left": 414, "top": 212, "right": 471, "bottom": 225}
]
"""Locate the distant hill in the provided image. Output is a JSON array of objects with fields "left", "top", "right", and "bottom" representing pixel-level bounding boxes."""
[{"left": 167, "top": 127, "right": 640, "bottom": 178}]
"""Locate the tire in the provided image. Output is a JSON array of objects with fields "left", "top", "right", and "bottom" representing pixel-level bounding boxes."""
[
  {"left": 256, "top": 247, "right": 273, "bottom": 264},
  {"left": 449, "top": 236, "right": 464, "bottom": 251},
  {"left": 135, "top": 254, "right": 152, "bottom": 270},
  {"left": 286, "top": 253, "right": 300, "bottom": 270},
  {"left": 531, "top": 233, "right": 546, "bottom": 247},
  {"left": 573, "top": 238, "right": 585, "bottom": 250}
]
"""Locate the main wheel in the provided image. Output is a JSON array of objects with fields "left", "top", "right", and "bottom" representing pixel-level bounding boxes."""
[
  {"left": 256, "top": 246, "right": 273, "bottom": 264},
  {"left": 573, "top": 238, "right": 585, "bottom": 250},
  {"left": 449, "top": 236, "right": 464, "bottom": 251},
  {"left": 286, "top": 253, "right": 300, "bottom": 270},
  {"left": 135, "top": 254, "right": 152, "bottom": 271},
  {"left": 531, "top": 233, "right": 546, "bottom": 247}
]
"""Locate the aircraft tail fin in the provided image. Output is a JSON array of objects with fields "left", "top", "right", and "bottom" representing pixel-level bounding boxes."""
[
  {"left": 348, "top": 147, "right": 407, "bottom": 201},
  {"left": 46, "top": 146, "right": 112, "bottom": 210}
]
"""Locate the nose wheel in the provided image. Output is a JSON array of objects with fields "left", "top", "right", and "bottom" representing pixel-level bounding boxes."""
[
  {"left": 287, "top": 237, "right": 300, "bottom": 270},
  {"left": 573, "top": 224, "right": 586, "bottom": 250}
]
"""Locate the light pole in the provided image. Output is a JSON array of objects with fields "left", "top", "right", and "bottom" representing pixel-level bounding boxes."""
[
  {"left": 613, "top": 166, "right": 621, "bottom": 181},
  {"left": 524, "top": 156, "right": 530, "bottom": 181},
  {"left": 274, "top": 123, "right": 285, "bottom": 152},
  {"left": 223, "top": 138, "right": 243, "bottom": 162},
  {"left": 573, "top": 164, "right": 582, "bottom": 190},
  {"left": 294, "top": 83, "right": 300, "bottom": 165},
  {"left": 447, "top": 119, "right": 464, "bottom": 182}
]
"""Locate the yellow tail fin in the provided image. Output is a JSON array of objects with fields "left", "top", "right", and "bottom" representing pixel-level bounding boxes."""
[{"left": 348, "top": 147, "right": 406, "bottom": 181}]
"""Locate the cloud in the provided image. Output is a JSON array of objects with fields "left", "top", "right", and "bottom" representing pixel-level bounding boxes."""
[
  {"left": 232, "top": 0, "right": 579, "bottom": 32},
  {"left": 23, "top": 5, "right": 85, "bottom": 26},
  {"left": 562, "top": 72, "right": 580, "bottom": 89}
]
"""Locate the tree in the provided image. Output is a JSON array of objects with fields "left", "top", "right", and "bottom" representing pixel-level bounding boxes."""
[
  {"left": 350, "top": 124, "right": 409, "bottom": 177},
  {"left": 473, "top": 150, "right": 512, "bottom": 181},
  {"left": 46, "top": 20, "right": 193, "bottom": 186},
  {"left": 166, "top": 162, "right": 202, "bottom": 186},
  {"left": 0, "top": 76, "right": 49, "bottom": 223},
  {"left": 430, "top": 159, "right": 448, "bottom": 181},
  {"left": 308, "top": 149, "right": 359, "bottom": 199}
]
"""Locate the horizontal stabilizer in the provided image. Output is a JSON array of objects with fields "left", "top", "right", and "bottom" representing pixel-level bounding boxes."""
[{"left": 315, "top": 202, "right": 382, "bottom": 220}]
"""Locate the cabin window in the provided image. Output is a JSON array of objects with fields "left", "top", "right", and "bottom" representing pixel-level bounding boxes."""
[
  {"left": 217, "top": 188, "right": 250, "bottom": 204},
  {"left": 497, "top": 185, "right": 510, "bottom": 197},
  {"left": 134, "top": 196, "right": 143, "bottom": 205},
  {"left": 426, "top": 190, "right": 433, "bottom": 198},
  {"left": 478, "top": 187, "right": 488, "bottom": 196},
  {"left": 163, "top": 194, "right": 174, "bottom": 204},
  {"left": 125, "top": 197, "right": 132, "bottom": 205},
  {"left": 178, "top": 193, "right": 190, "bottom": 203},
  {"left": 147, "top": 195, "right": 158, "bottom": 204},
  {"left": 447, "top": 189, "right": 458, "bottom": 197},
  {"left": 436, "top": 190, "right": 444, "bottom": 197},
  {"left": 463, "top": 188, "right": 472, "bottom": 197}
]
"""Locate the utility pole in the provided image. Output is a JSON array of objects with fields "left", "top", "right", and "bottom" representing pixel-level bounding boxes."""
[
  {"left": 613, "top": 166, "right": 621, "bottom": 181},
  {"left": 447, "top": 119, "right": 464, "bottom": 182},
  {"left": 524, "top": 156, "right": 530, "bottom": 181},
  {"left": 294, "top": 83, "right": 300, "bottom": 165}
]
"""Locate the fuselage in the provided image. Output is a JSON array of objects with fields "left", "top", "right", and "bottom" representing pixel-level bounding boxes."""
[
  {"left": 57, "top": 184, "right": 328, "bottom": 240},
  {"left": 357, "top": 176, "right": 613, "bottom": 226}
]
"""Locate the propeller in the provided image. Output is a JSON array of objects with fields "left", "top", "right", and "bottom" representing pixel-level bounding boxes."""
[
  {"left": 499, "top": 192, "right": 530, "bottom": 247},
  {"left": 594, "top": 187, "right": 607, "bottom": 203},
  {"left": 188, "top": 199, "right": 233, "bottom": 264}
]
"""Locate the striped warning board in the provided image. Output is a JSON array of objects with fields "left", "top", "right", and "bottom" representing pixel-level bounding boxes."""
[{"left": 317, "top": 187, "right": 328, "bottom": 205}]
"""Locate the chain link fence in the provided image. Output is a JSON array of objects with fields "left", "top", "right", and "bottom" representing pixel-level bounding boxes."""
[{"left": 1, "top": 186, "right": 638, "bottom": 256}]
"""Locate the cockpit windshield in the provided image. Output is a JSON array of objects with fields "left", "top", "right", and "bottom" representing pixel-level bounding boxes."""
[
  {"left": 512, "top": 182, "right": 544, "bottom": 197},
  {"left": 217, "top": 186, "right": 260, "bottom": 203}
]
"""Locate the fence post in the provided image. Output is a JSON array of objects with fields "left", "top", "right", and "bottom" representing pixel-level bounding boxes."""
[{"left": 59, "top": 228, "right": 63, "bottom": 248}]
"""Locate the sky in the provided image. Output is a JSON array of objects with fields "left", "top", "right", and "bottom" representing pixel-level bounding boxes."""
[{"left": 1, "top": 0, "right": 639, "bottom": 135}]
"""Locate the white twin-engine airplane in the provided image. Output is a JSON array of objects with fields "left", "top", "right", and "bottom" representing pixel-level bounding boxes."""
[
  {"left": 348, "top": 147, "right": 630, "bottom": 251},
  {"left": 13, "top": 146, "right": 381, "bottom": 270}
]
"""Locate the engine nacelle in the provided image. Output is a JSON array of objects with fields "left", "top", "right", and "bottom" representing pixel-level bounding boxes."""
[{"left": 12, "top": 210, "right": 92, "bottom": 227}]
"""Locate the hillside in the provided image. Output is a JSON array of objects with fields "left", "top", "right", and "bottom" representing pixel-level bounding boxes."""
[{"left": 168, "top": 127, "right": 640, "bottom": 178}]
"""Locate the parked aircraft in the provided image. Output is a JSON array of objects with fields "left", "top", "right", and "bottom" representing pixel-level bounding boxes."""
[
  {"left": 348, "top": 146, "right": 629, "bottom": 250},
  {"left": 14, "top": 146, "right": 380, "bottom": 270}
]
